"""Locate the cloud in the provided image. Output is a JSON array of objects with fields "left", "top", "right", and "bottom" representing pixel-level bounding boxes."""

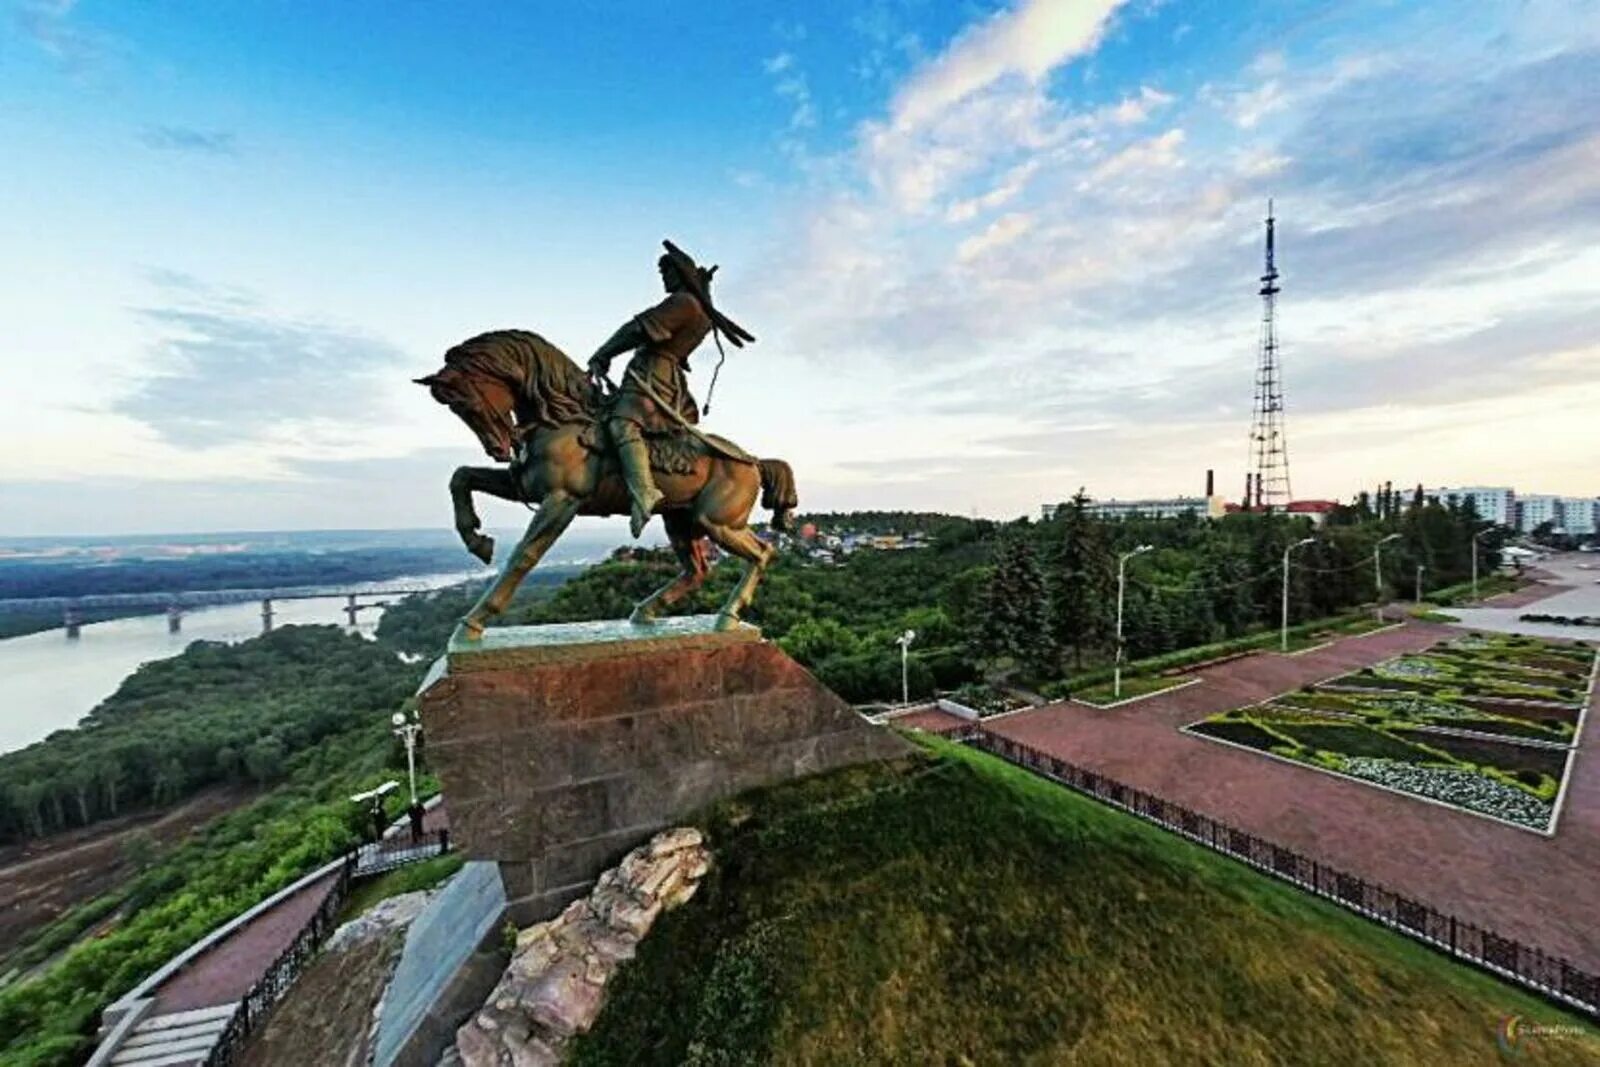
[
  {"left": 139, "top": 125, "right": 238, "bottom": 155},
  {"left": 750, "top": 4, "right": 1600, "bottom": 506},
  {"left": 13, "top": 0, "right": 104, "bottom": 73},
  {"left": 1109, "top": 85, "right": 1175, "bottom": 125},
  {"left": 115, "top": 276, "right": 411, "bottom": 447},
  {"left": 946, "top": 160, "right": 1039, "bottom": 222},
  {"left": 889, "top": 0, "right": 1128, "bottom": 130},
  {"left": 958, "top": 212, "right": 1033, "bottom": 262},
  {"left": 1082, "top": 127, "right": 1184, "bottom": 185}
]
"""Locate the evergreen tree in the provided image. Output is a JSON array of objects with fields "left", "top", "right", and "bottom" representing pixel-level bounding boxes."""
[
  {"left": 973, "top": 533, "right": 1052, "bottom": 672},
  {"left": 1046, "top": 490, "right": 1113, "bottom": 666}
]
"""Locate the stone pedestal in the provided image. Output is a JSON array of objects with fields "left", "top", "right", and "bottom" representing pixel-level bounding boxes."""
[{"left": 417, "top": 616, "right": 908, "bottom": 925}]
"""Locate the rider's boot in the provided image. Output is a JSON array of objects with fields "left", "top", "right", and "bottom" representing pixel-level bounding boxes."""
[{"left": 615, "top": 423, "right": 664, "bottom": 538}]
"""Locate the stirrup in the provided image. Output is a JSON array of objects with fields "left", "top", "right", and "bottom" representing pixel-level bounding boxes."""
[{"left": 629, "top": 489, "right": 664, "bottom": 538}]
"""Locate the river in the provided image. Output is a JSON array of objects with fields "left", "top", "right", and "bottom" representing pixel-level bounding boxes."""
[{"left": 0, "top": 571, "right": 482, "bottom": 755}]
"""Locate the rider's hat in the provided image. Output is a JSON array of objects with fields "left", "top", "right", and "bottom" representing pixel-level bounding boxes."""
[{"left": 660, "top": 239, "right": 755, "bottom": 347}]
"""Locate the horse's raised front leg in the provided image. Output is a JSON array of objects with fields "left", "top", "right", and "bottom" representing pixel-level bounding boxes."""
[
  {"left": 458, "top": 490, "right": 580, "bottom": 641},
  {"left": 631, "top": 518, "right": 710, "bottom": 625},
  {"left": 449, "top": 465, "right": 520, "bottom": 564},
  {"left": 700, "top": 523, "right": 775, "bottom": 632}
]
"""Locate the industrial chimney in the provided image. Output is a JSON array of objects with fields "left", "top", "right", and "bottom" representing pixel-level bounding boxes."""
[{"left": 1206, "top": 469, "right": 1215, "bottom": 498}]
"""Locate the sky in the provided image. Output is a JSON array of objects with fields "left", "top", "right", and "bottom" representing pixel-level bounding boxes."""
[{"left": 1, "top": 0, "right": 1597, "bottom": 537}]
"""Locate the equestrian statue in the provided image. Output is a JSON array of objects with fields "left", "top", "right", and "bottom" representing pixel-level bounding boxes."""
[{"left": 416, "top": 240, "right": 797, "bottom": 640}]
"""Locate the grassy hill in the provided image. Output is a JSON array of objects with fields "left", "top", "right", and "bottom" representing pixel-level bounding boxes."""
[{"left": 572, "top": 737, "right": 1594, "bottom": 1066}]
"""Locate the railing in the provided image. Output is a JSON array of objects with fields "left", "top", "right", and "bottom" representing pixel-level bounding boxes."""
[
  {"left": 963, "top": 727, "right": 1600, "bottom": 1020},
  {"left": 356, "top": 828, "right": 451, "bottom": 877},
  {"left": 204, "top": 855, "right": 355, "bottom": 1067}
]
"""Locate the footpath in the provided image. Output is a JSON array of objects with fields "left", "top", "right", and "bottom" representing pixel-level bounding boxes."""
[{"left": 91, "top": 804, "right": 449, "bottom": 1067}]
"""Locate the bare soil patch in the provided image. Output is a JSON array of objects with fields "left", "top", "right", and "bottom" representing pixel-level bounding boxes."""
[{"left": 0, "top": 785, "right": 254, "bottom": 963}]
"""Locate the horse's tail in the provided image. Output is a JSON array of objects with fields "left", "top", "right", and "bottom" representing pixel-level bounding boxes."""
[{"left": 758, "top": 458, "right": 798, "bottom": 532}]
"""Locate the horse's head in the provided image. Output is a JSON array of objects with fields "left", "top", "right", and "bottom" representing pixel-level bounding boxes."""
[{"left": 415, "top": 364, "right": 518, "bottom": 463}]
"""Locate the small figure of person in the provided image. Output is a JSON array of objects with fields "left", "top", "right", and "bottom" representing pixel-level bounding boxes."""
[
  {"left": 368, "top": 797, "right": 387, "bottom": 844},
  {"left": 408, "top": 799, "right": 427, "bottom": 844}
]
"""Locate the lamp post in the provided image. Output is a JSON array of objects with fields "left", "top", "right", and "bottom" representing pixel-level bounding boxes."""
[
  {"left": 1114, "top": 545, "right": 1153, "bottom": 699},
  {"left": 391, "top": 711, "right": 422, "bottom": 805},
  {"left": 1415, "top": 564, "right": 1427, "bottom": 605},
  {"left": 1471, "top": 528, "right": 1490, "bottom": 601},
  {"left": 1373, "top": 533, "right": 1401, "bottom": 622},
  {"left": 1282, "top": 537, "right": 1316, "bottom": 651},
  {"left": 895, "top": 629, "right": 916, "bottom": 706}
]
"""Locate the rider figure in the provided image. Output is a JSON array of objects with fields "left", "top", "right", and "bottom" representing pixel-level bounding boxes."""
[{"left": 587, "top": 247, "right": 715, "bottom": 537}]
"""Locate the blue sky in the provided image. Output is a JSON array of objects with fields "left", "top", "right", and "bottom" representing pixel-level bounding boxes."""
[{"left": 2, "top": 0, "right": 1597, "bottom": 535}]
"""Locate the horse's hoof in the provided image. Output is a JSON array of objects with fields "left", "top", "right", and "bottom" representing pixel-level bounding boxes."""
[
  {"left": 462, "top": 533, "right": 494, "bottom": 564},
  {"left": 629, "top": 606, "right": 659, "bottom": 626},
  {"left": 713, "top": 612, "right": 740, "bottom": 632},
  {"left": 455, "top": 617, "right": 485, "bottom": 643}
]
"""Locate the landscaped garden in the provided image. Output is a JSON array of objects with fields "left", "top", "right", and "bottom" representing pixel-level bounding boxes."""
[{"left": 1185, "top": 634, "right": 1595, "bottom": 831}]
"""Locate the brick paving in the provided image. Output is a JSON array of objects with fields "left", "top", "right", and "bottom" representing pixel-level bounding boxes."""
[
  {"left": 890, "top": 707, "right": 970, "bottom": 735},
  {"left": 983, "top": 622, "right": 1600, "bottom": 971},
  {"left": 152, "top": 870, "right": 343, "bottom": 1015}
]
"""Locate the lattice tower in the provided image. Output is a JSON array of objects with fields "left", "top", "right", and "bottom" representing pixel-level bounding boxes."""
[{"left": 1248, "top": 199, "right": 1292, "bottom": 510}]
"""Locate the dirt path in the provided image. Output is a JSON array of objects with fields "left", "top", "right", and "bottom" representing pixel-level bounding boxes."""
[
  {"left": 0, "top": 785, "right": 254, "bottom": 962},
  {"left": 982, "top": 622, "right": 1600, "bottom": 972}
]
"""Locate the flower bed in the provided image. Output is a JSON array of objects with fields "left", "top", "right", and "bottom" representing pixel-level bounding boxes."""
[
  {"left": 1181, "top": 633, "right": 1591, "bottom": 831},
  {"left": 1337, "top": 759, "right": 1553, "bottom": 829}
]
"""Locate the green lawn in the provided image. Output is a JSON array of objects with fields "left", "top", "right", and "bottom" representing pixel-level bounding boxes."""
[
  {"left": 339, "top": 852, "right": 465, "bottom": 923},
  {"left": 569, "top": 738, "right": 1594, "bottom": 1066},
  {"left": 1074, "top": 673, "right": 1191, "bottom": 705}
]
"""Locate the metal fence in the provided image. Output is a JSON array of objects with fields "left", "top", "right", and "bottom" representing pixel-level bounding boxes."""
[
  {"left": 204, "top": 855, "right": 355, "bottom": 1067},
  {"left": 963, "top": 727, "right": 1600, "bottom": 1020},
  {"left": 356, "top": 828, "right": 451, "bottom": 877}
]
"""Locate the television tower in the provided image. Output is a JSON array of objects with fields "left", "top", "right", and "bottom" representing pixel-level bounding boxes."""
[{"left": 1247, "top": 199, "right": 1292, "bottom": 510}]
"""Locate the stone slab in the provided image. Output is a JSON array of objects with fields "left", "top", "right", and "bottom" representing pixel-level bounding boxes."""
[
  {"left": 419, "top": 619, "right": 908, "bottom": 925},
  {"left": 441, "top": 614, "right": 759, "bottom": 674}
]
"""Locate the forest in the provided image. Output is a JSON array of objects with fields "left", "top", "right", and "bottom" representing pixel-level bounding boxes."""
[
  {"left": 0, "top": 627, "right": 419, "bottom": 845},
  {"left": 380, "top": 496, "right": 1505, "bottom": 703},
  {"left": 0, "top": 545, "right": 473, "bottom": 600}
]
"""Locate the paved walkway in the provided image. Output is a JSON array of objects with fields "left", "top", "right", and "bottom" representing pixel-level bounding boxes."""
[
  {"left": 983, "top": 621, "right": 1600, "bottom": 971},
  {"left": 147, "top": 803, "right": 450, "bottom": 1017},
  {"left": 1450, "top": 554, "right": 1600, "bottom": 637}
]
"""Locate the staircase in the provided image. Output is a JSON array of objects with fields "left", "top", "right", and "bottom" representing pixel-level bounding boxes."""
[{"left": 107, "top": 1005, "right": 235, "bottom": 1067}]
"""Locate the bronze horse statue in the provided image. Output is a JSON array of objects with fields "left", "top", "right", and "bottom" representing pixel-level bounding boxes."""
[{"left": 416, "top": 330, "right": 797, "bottom": 639}]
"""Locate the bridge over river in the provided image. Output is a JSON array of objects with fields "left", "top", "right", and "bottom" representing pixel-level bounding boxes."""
[{"left": 0, "top": 585, "right": 436, "bottom": 637}]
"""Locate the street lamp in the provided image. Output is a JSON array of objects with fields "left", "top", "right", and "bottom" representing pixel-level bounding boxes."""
[
  {"left": 1373, "top": 534, "right": 1401, "bottom": 622},
  {"left": 895, "top": 629, "right": 916, "bottom": 706},
  {"left": 1281, "top": 537, "right": 1316, "bottom": 651},
  {"left": 1114, "top": 545, "right": 1153, "bottom": 699},
  {"left": 1471, "top": 528, "right": 1491, "bottom": 600},
  {"left": 392, "top": 711, "right": 422, "bottom": 805},
  {"left": 1415, "top": 564, "right": 1427, "bottom": 605}
]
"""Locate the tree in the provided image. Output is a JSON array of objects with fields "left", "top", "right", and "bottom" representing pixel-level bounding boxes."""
[
  {"left": 972, "top": 533, "right": 1052, "bottom": 673},
  {"left": 65, "top": 760, "right": 97, "bottom": 825},
  {"left": 243, "top": 737, "right": 287, "bottom": 784},
  {"left": 1045, "top": 491, "right": 1113, "bottom": 667}
]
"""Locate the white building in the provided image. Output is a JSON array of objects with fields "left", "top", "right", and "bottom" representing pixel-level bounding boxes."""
[
  {"left": 1429, "top": 486, "right": 1515, "bottom": 526},
  {"left": 1557, "top": 497, "right": 1598, "bottom": 536},
  {"left": 1516, "top": 494, "right": 1559, "bottom": 533},
  {"left": 1041, "top": 495, "right": 1226, "bottom": 521}
]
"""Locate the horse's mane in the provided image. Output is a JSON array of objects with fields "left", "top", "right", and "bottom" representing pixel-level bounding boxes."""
[{"left": 442, "top": 329, "right": 598, "bottom": 430}]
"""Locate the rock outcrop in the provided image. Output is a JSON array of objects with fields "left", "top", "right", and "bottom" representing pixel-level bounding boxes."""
[{"left": 449, "top": 828, "right": 711, "bottom": 1066}]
